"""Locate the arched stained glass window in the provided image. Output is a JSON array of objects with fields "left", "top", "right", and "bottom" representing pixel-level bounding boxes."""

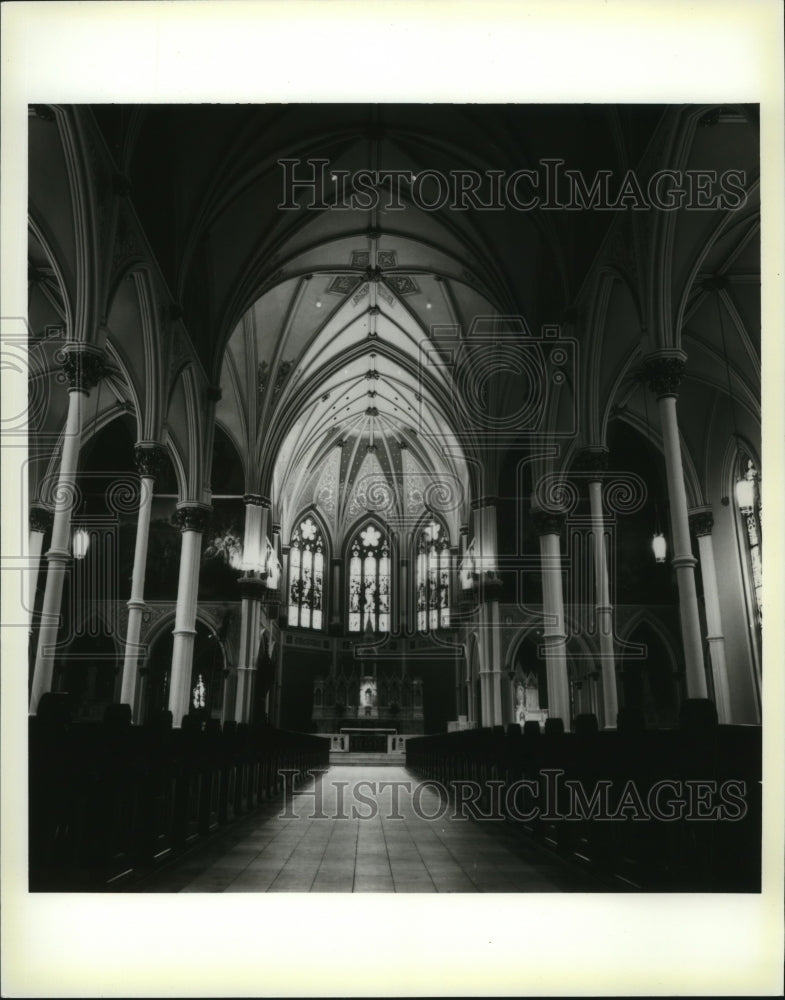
[
  {"left": 736, "top": 453, "right": 762, "bottom": 627},
  {"left": 288, "top": 516, "right": 325, "bottom": 630},
  {"left": 416, "top": 520, "right": 450, "bottom": 631},
  {"left": 348, "top": 523, "right": 390, "bottom": 633}
]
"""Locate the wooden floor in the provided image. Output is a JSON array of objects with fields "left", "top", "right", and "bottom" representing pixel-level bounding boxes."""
[{"left": 141, "top": 765, "right": 604, "bottom": 893}]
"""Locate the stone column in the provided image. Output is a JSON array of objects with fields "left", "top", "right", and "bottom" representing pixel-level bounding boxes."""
[
  {"left": 644, "top": 353, "right": 708, "bottom": 699},
  {"left": 398, "top": 553, "right": 408, "bottom": 633},
  {"left": 30, "top": 344, "right": 104, "bottom": 715},
  {"left": 234, "top": 494, "right": 268, "bottom": 722},
  {"left": 119, "top": 443, "right": 166, "bottom": 712},
  {"left": 168, "top": 503, "right": 211, "bottom": 727},
  {"left": 458, "top": 524, "right": 471, "bottom": 594},
  {"left": 449, "top": 544, "right": 460, "bottom": 620},
  {"left": 690, "top": 507, "right": 731, "bottom": 722},
  {"left": 579, "top": 449, "right": 619, "bottom": 728},
  {"left": 472, "top": 498, "right": 503, "bottom": 726},
  {"left": 398, "top": 555, "right": 409, "bottom": 679},
  {"left": 28, "top": 505, "right": 53, "bottom": 630},
  {"left": 269, "top": 637, "right": 285, "bottom": 727},
  {"left": 532, "top": 508, "right": 571, "bottom": 729},
  {"left": 235, "top": 576, "right": 266, "bottom": 723},
  {"left": 466, "top": 645, "right": 477, "bottom": 724},
  {"left": 328, "top": 557, "right": 342, "bottom": 634},
  {"left": 281, "top": 545, "right": 290, "bottom": 623}
]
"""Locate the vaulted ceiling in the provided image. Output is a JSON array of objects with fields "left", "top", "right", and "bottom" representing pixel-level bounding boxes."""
[{"left": 27, "top": 103, "right": 760, "bottom": 516}]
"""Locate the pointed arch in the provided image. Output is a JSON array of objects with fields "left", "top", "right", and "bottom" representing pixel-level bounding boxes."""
[{"left": 617, "top": 610, "right": 680, "bottom": 671}]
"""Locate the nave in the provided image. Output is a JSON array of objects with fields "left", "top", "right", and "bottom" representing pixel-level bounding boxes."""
[{"left": 141, "top": 765, "right": 603, "bottom": 893}]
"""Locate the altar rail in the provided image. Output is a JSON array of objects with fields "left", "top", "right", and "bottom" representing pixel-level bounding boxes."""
[
  {"left": 405, "top": 706, "right": 761, "bottom": 891},
  {"left": 29, "top": 695, "right": 329, "bottom": 891}
]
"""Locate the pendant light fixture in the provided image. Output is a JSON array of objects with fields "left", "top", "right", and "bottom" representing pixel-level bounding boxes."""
[
  {"left": 72, "top": 364, "right": 103, "bottom": 561},
  {"left": 652, "top": 503, "right": 667, "bottom": 563},
  {"left": 710, "top": 275, "right": 755, "bottom": 512},
  {"left": 72, "top": 524, "right": 90, "bottom": 560},
  {"left": 642, "top": 377, "right": 667, "bottom": 563}
]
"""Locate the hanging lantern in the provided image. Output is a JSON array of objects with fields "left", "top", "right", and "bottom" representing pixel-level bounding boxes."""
[
  {"left": 734, "top": 474, "right": 756, "bottom": 512},
  {"left": 72, "top": 525, "right": 90, "bottom": 560},
  {"left": 651, "top": 532, "right": 667, "bottom": 563}
]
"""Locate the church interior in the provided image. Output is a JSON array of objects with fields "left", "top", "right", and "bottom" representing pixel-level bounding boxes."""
[{"left": 23, "top": 102, "right": 762, "bottom": 893}]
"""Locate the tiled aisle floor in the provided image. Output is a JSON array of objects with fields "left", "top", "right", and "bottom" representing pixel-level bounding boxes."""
[{"left": 142, "top": 766, "right": 604, "bottom": 893}]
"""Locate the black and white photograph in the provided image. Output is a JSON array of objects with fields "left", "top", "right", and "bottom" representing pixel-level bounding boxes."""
[{"left": 2, "top": 2, "right": 783, "bottom": 997}]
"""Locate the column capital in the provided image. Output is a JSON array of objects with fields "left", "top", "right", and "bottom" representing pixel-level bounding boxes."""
[
  {"left": 59, "top": 343, "right": 105, "bottom": 392},
  {"left": 480, "top": 577, "right": 504, "bottom": 601},
  {"left": 134, "top": 442, "right": 167, "bottom": 480},
  {"left": 470, "top": 495, "right": 498, "bottom": 511},
  {"left": 531, "top": 508, "right": 566, "bottom": 537},
  {"left": 29, "top": 504, "right": 54, "bottom": 534},
  {"left": 689, "top": 507, "right": 714, "bottom": 536},
  {"left": 643, "top": 351, "right": 687, "bottom": 398},
  {"left": 171, "top": 503, "right": 212, "bottom": 533},
  {"left": 242, "top": 493, "right": 271, "bottom": 508},
  {"left": 575, "top": 447, "right": 609, "bottom": 478},
  {"left": 238, "top": 575, "right": 268, "bottom": 601}
]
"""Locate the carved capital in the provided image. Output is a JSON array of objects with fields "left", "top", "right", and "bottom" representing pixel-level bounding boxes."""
[
  {"left": 242, "top": 493, "right": 271, "bottom": 508},
  {"left": 480, "top": 576, "right": 504, "bottom": 601},
  {"left": 171, "top": 504, "right": 212, "bottom": 534},
  {"left": 644, "top": 354, "right": 686, "bottom": 398},
  {"left": 575, "top": 448, "right": 609, "bottom": 478},
  {"left": 61, "top": 345, "right": 105, "bottom": 392},
  {"left": 238, "top": 575, "right": 268, "bottom": 601},
  {"left": 29, "top": 504, "right": 54, "bottom": 534},
  {"left": 531, "top": 509, "right": 566, "bottom": 537},
  {"left": 470, "top": 495, "right": 499, "bottom": 511},
  {"left": 134, "top": 443, "right": 167, "bottom": 480},
  {"left": 689, "top": 509, "right": 714, "bottom": 537}
]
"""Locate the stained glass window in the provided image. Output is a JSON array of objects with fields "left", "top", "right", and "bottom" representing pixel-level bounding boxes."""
[
  {"left": 737, "top": 454, "right": 762, "bottom": 627},
  {"left": 416, "top": 520, "right": 450, "bottom": 631},
  {"left": 348, "top": 522, "right": 390, "bottom": 633},
  {"left": 288, "top": 516, "right": 324, "bottom": 629}
]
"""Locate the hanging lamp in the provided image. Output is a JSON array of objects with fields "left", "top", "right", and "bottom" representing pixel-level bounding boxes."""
[
  {"left": 712, "top": 275, "right": 756, "bottom": 513},
  {"left": 72, "top": 367, "right": 103, "bottom": 561},
  {"left": 642, "top": 378, "right": 667, "bottom": 563}
]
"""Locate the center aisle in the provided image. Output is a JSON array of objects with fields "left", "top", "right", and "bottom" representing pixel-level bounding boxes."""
[{"left": 143, "top": 765, "right": 605, "bottom": 893}]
